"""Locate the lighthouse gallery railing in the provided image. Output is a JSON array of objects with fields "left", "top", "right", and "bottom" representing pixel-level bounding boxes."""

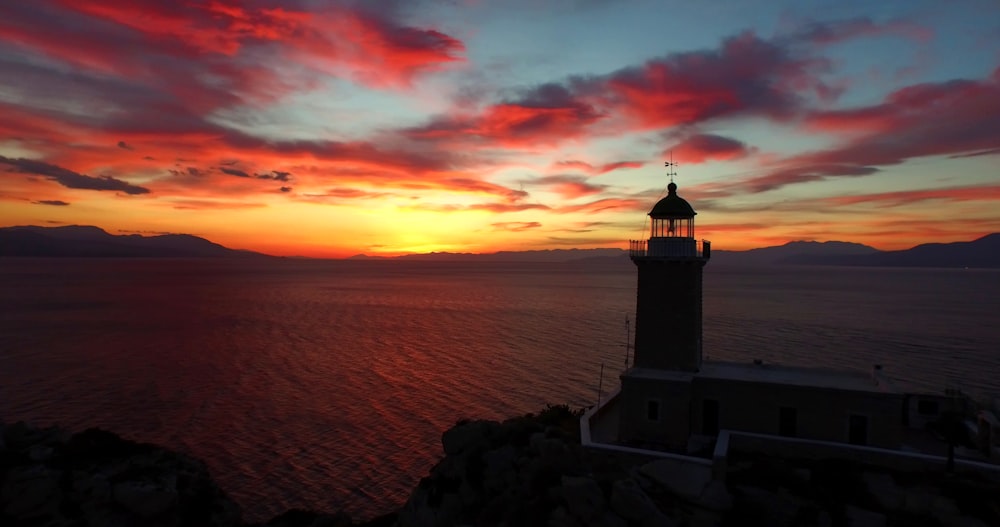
[{"left": 629, "top": 239, "right": 710, "bottom": 259}]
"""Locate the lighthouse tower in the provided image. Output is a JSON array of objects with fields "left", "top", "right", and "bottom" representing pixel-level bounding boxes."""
[{"left": 627, "top": 179, "right": 710, "bottom": 372}]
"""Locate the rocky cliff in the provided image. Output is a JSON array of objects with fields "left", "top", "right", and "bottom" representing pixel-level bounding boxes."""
[{"left": 4, "top": 408, "right": 998, "bottom": 526}]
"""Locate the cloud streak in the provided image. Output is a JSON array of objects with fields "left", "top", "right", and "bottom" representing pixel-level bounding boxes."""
[{"left": 0, "top": 156, "right": 150, "bottom": 195}]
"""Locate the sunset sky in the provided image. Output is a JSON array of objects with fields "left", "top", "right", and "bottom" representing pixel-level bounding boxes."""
[{"left": 1, "top": 0, "right": 998, "bottom": 257}]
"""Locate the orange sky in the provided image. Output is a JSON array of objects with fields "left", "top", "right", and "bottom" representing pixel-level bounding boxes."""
[{"left": 1, "top": 1, "right": 999, "bottom": 257}]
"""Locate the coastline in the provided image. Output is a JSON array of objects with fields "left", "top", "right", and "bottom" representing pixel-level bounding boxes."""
[{"left": 4, "top": 406, "right": 998, "bottom": 526}]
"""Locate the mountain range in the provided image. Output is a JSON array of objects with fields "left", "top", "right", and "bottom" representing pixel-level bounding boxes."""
[
  {"left": 0, "top": 225, "right": 266, "bottom": 258},
  {"left": 2, "top": 225, "right": 999, "bottom": 268}
]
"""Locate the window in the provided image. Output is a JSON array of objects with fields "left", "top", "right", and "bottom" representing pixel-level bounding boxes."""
[
  {"left": 849, "top": 414, "right": 869, "bottom": 445},
  {"left": 646, "top": 400, "right": 660, "bottom": 421},
  {"left": 779, "top": 407, "right": 797, "bottom": 437},
  {"left": 702, "top": 399, "right": 719, "bottom": 435},
  {"left": 917, "top": 400, "right": 939, "bottom": 416}
]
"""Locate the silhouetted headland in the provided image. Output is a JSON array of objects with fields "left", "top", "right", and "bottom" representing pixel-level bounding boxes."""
[
  {"left": 4, "top": 225, "right": 998, "bottom": 268},
  {"left": 0, "top": 225, "right": 271, "bottom": 258},
  {"left": 3, "top": 407, "right": 998, "bottom": 526}
]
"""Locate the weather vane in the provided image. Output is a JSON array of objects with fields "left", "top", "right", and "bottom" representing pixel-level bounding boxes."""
[{"left": 664, "top": 151, "right": 678, "bottom": 184}]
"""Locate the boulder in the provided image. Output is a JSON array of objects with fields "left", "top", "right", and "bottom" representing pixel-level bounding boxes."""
[
  {"left": 734, "top": 486, "right": 802, "bottom": 527},
  {"left": 1, "top": 464, "right": 60, "bottom": 517},
  {"left": 549, "top": 505, "right": 585, "bottom": 527},
  {"left": 930, "top": 495, "right": 961, "bottom": 526},
  {"left": 609, "top": 478, "right": 661, "bottom": 522},
  {"left": 639, "top": 459, "right": 712, "bottom": 502},
  {"left": 263, "top": 508, "right": 353, "bottom": 527},
  {"left": 482, "top": 445, "right": 517, "bottom": 494},
  {"left": 112, "top": 480, "right": 178, "bottom": 518},
  {"left": 845, "top": 505, "right": 886, "bottom": 527},
  {"left": 560, "top": 476, "right": 606, "bottom": 524},
  {"left": 901, "top": 487, "right": 935, "bottom": 516},
  {"left": 697, "top": 480, "right": 733, "bottom": 512},
  {"left": 861, "top": 471, "right": 902, "bottom": 511}
]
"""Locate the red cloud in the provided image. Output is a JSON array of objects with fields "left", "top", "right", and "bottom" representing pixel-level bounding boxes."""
[
  {"left": 522, "top": 175, "right": 608, "bottom": 198},
  {"left": 554, "top": 198, "right": 645, "bottom": 214},
  {"left": 671, "top": 134, "right": 753, "bottom": 164},
  {"left": 738, "top": 67, "right": 1000, "bottom": 193},
  {"left": 588, "top": 31, "right": 834, "bottom": 130},
  {"left": 406, "top": 84, "right": 603, "bottom": 147},
  {"left": 2, "top": 0, "right": 464, "bottom": 106}
]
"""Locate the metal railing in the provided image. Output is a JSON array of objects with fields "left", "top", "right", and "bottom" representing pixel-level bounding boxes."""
[{"left": 629, "top": 238, "right": 710, "bottom": 259}]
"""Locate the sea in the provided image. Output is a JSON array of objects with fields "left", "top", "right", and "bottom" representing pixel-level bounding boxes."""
[{"left": 1, "top": 258, "right": 998, "bottom": 521}]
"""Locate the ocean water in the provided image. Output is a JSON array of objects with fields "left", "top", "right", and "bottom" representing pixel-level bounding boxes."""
[{"left": 1, "top": 258, "right": 998, "bottom": 521}]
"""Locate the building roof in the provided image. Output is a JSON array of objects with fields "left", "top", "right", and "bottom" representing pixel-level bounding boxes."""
[
  {"left": 649, "top": 182, "right": 696, "bottom": 218},
  {"left": 696, "top": 361, "right": 895, "bottom": 393}
]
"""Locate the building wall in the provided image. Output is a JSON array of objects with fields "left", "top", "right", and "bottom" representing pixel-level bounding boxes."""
[
  {"left": 632, "top": 260, "right": 704, "bottom": 371},
  {"left": 618, "top": 375, "right": 692, "bottom": 449},
  {"left": 692, "top": 378, "right": 905, "bottom": 448}
]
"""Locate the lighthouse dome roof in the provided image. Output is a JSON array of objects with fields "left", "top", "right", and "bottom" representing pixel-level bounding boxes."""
[{"left": 649, "top": 182, "right": 696, "bottom": 218}]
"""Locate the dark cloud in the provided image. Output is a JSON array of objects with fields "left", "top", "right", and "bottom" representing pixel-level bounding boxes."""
[
  {"left": 117, "top": 140, "right": 133, "bottom": 150},
  {"left": 220, "top": 167, "right": 251, "bottom": 178},
  {"left": 33, "top": 199, "right": 70, "bottom": 206},
  {"left": 0, "top": 156, "right": 150, "bottom": 195},
  {"left": 671, "top": 134, "right": 753, "bottom": 163},
  {"left": 280, "top": 186, "right": 292, "bottom": 192},
  {"left": 738, "top": 69, "right": 1000, "bottom": 193},
  {"left": 257, "top": 170, "right": 293, "bottom": 181}
]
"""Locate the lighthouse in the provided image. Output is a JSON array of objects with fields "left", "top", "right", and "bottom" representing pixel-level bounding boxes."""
[
  {"left": 608, "top": 168, "right": 903, "bottom": 451},
  {"left": 628, "top": 180, "right": 710, "bottom": 372}
]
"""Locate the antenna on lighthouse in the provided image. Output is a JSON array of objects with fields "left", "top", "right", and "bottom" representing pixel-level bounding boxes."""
[{"left": 664, "top": 151, "right": 678, "bottom": 184}]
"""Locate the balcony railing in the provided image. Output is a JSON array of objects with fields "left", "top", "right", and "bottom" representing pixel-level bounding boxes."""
[{"left": 629, "top": 238, "right": 711, "bottom": 259}]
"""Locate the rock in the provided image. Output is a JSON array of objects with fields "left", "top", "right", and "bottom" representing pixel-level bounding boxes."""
[
  {"left": 549, "top": 505, "right": 585, "bottom": 527},
  {"left": 263, "top": 508, "right": 353, "bottom": 527},
  {"left": 734, "top": 486, "right": 802, "bottom": 527},
  {"left": 609, "top": 478, "right": 660, "bottom": 522},
  {"left": 956, "top": 516, "right": 991, "bottom": 527},
  {"left": 639, "top": 459, "right": 712, "bottom": 502},
  {"left": 113, "top": 480, "right": 178, "bottom": 518},
  {"left": 1, "top": 464, "right": 59, "bottom": 517},
  {"left": 845, "top": 505, "right": 886, "bottom": 527},
  {"left": 592, "top": 511, "right": 628, "bottom": 527},
  {"left": 441, "top": 420, "right": 496, "bottom": 456},
  {"left": 697, "top": 480, "right": 733, "bottom": 512},
  {"left": 560, "top": 476, "right": 606, "bottom": 524},
  {"left": 930, "top": 495, "right": 961, "bottom": 526},
  {"left": 901, "top": 487, "right": 934, "bottom": 516},
  {"left": 482, "top": 445, "right": 517, "bottom": 494},
  {"left": 28, "top": 444, "right": 53, "bottom": 461},
  {"left": 529, "top": 432, "right": 546, "bottom": 453},
  {"left": 861, "top": 471, "right": 902, "bottom": 511}
]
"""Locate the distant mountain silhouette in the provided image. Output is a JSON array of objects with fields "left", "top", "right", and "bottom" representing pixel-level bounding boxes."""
[
  {"left": 6, "top": 225, "right": 996, "bottom": 267},
  {"left": 0, "top": 225, "right": 268, "bottom": 258},
  {"left": 710, "top": 240, "right": 879, "bottom": 266},
  {"left": 349, "top": 248, "right": 627, "bottom": 263},
  {"left": 711, "top": 235, "right": 1000, "bottom": 268},
  {"left": 353, "top": 235, "right": 1000, "bottom": 268},
  {"left": 812, "top": 234, "right": 1000, "bottom": 268}
]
